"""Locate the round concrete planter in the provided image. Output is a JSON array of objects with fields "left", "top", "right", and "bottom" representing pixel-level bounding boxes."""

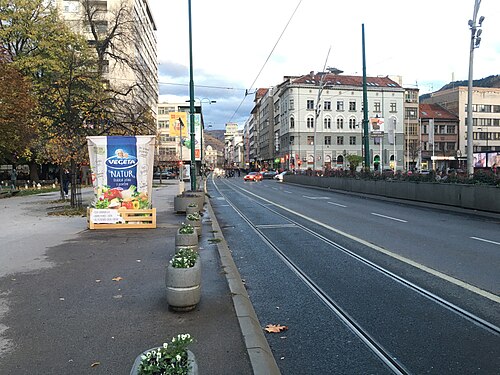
[
  {"left": 130, "top": 348, "right": 198, "bottom": 375},
  {"left": 165, "top": 261, "right": 201, "bottom": 311},
  {"left": 186, "top": 204, "right": 199, "bottom": 215},
  {"left": 175, "top": 229, "right": 198, "bottom": 248},
  {"left": 186, "top": 217, "right": 202, "bottom": 237},
  {"left": 173, "top": 192, "right": 205, "bottom": 213}
]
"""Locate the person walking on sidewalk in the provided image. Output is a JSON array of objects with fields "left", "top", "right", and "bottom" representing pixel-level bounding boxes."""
[
  {"left": 10, "top": 168, "right": 17, "bottom": 190},
  {"left": 62, "top": 168, "right": 70, "bottom": 199}
]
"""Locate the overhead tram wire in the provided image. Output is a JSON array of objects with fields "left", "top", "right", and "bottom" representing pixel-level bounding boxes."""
[{"left": 228, "top": 0, "right": 303, "bottom": 123}]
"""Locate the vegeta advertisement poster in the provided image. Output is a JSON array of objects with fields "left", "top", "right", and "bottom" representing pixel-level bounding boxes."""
[{"left": 87, "top": 136, "right": 155, "bottom": 210}]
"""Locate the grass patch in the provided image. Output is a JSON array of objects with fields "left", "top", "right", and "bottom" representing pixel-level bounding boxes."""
[
  {"left": 48, "top": 206, "right": 87, "bottom": 217},
  {"left": 208, "top": 238, "right": 222, "bottom": 243},
  {"left": 209, "top": 230, "right": 218, "bottom": 233},
  {"left": 10, "top": 187, "right": 60, "bottom": 197}
]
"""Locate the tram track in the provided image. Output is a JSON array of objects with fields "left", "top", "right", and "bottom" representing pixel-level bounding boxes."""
[{"left": 212, "top": 178, "right": 500, "bottom": 374}]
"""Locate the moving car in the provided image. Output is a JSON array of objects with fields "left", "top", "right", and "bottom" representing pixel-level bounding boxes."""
[
  {"left": 153, "top": 170, "right": 177, "bottom": 179},
  {"left": 273, "top": 171, "right": 289, "bottom": 182},
  {"left": 261, "top": 170, "right": 278, "bottom": 179},
  {"left": 243, "top": 172, "right": 263, "bottom": 181}
]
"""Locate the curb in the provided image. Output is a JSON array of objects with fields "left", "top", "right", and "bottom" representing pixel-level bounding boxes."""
[{"left": 206, "top": 198, "right": 281, "bottom": 375}]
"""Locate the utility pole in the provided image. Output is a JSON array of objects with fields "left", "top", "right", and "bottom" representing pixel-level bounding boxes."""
[
  {"left": 188, "top": 0, "right": 196, "bottom": 190},
  {"left": 362, "top": 24, "right": 370, "bottom": 171},
  {"left": 466, "top": 0, "right": 484, "bottom": 176}
]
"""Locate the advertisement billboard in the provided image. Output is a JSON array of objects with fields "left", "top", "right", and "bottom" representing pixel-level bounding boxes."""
[
  {"left": 87, "top": 135, "right": 155, "bottom": 210},
  {"left": 169, "top": 112, "right": 188, "bottom": 137},
  {"left": 370, "top": 117, "right": 385, "bottom": 135}
]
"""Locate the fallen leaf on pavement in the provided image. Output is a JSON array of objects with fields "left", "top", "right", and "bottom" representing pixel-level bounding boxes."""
[
  {"left": 90, "top": 361, "right": 100, "bottom": 367},
  {"left": 264, "top": 324, "right": 288, "bottom": 333},
  {"left": 95, "top": 280, "right": 101, "bottom": 283},
  {"left": 111, "top": 276, "right": 123, "bottom": 282}
]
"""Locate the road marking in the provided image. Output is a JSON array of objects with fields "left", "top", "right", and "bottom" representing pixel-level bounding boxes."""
[
  {"left": 328, "top": 202, "right": 347, "bottom": 208},
  {"left": 284, "top": 191, "right": 293, "bottom": 194},
  {"left": 233, "top": 185, "right": 500, "bottom": 304},
  {"left": 272, "top": 187, "right": 278, "bottom": 190},
  {"left": 302, "top": 195, "right": 330, "bottom": 200},
  {"left": 470, "top": 236, "right": 500, "bottom": 246},
  {"left": 371, "top": 212, "right": 407, "bottom": 223}
]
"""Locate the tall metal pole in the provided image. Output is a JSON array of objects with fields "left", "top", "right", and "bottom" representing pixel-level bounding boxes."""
[
  {"left": 188, "top": 0, "right": 196, "bottom": 190},
  {"left": 362, "top": 24, "right": 370, "bottom": 171},
  {"left": 467, "top": 0, "right": 482, "bottom": 176}
]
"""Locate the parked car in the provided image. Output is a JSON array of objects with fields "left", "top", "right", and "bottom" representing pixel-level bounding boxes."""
[
  {"left": 243, "top": 172, "right": 263, "bottom": 181},
  {"left": 153, "top": 171, "right": 177, "bottom": 179},
  {"left": 261, "top": 170, "right": 278, "bottom": 179}
]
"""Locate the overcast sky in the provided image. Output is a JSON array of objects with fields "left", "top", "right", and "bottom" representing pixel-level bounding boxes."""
[{"left": 148, "top": 0, "right": 500, "bottom": 130}]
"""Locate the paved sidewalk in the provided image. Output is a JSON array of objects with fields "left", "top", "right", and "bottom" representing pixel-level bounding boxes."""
[{"left": 0, "top": 182, "right": 278, "bottom": 374}]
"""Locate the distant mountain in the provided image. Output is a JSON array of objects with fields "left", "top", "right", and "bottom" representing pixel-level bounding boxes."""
[
  {"left": 204, "top": 132, "right": 224, "bottom": 151},
  {"left": 205, "top": 130, "right": 225, "bottom": 143},
  {"left": 420, "top": 75, "right": 500, "bottom": 100}
]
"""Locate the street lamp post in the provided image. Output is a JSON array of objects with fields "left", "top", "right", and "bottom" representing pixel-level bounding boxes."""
[{"left": 466, "top": 0, "right": 485, "bottom": 176}]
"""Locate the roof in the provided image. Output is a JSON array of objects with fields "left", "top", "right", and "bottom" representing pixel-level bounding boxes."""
[
  {"left": 419, "top": 103, "right": 458, "bottom": 120},
  {"left": 291, "top": 72, "right": 401, "bottom": 88}
]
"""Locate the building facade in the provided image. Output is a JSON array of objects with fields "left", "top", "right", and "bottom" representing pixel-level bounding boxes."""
[
  {"left": 56, "top": 0, "right": 158, "bottom": 118},
  {"left": 423, "top": 86, "right": 500, "bottom": 169},
  {"left": 248, "top": 72, "right": 405, "bottom": 172}
]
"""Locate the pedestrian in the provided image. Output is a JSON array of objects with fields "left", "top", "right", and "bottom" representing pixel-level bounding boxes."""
[
  {"left": 63, "top": 168, "right": 70, "bottom": 198},
  {"left": 10, "top": 168, "right": 17, "bottom": 190}
]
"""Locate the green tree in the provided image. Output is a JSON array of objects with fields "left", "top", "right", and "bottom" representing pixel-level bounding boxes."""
[{"left": 346, "top": 154, "right": 363, "bottom": 173}]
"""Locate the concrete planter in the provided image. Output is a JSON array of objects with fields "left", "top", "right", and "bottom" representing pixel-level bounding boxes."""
[
  {"left": 186, "top": 204, "right": 199, "bottom": 215},
  {"left": 130, "top": 348, "right": 198, "bottom": 375},
  {"left": 186, "top": 216, "right": 202, "bottom": 237},
  {"left": 175, "top": 228, "right": 199, "bottom": 249},
  {"left": 165, "top": 260, "right": 201, "bottom": 311},
  {"left": 174, "top": 192, "right": 205, "bottom": 213}
]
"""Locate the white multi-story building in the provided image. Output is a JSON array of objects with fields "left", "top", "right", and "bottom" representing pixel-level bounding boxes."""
[
  {"left": 56, "top": 0, "right": 158, "bottom": 117},
  {"left": 423, "top": 86, "right": 500, "bottom": 168},
  {"left": 250, "top": 72, "right": 405, "bottom": 171}
]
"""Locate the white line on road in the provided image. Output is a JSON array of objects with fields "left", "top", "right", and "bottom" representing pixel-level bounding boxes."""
[
  {"left": 302, "top": 195, "right": 331, "bottom": 200},
  {"left": 371, "top": 212, "right": 407, "bottom": 223},
  {"left": 328, "top": 202, "right": 347, "bottom": 208},
  {"left": 470, "top": 236, "right": 500, "bottom": 246},
  {"left": 231, "top": 184, "right": 500, "bottom": 303},
  {"left": 284, "top": 191, "right": 293, "bottom": 194}
]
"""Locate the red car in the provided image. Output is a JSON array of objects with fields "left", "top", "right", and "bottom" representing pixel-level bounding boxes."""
[{"left": 243, "top": 172, "right": 263, "bottom": 181}]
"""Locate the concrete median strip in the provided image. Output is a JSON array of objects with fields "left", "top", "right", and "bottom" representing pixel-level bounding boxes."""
[{"left": 206, "top": 200, "right": 281, "bottom": 375}]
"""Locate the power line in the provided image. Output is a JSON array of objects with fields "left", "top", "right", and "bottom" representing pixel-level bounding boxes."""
[{"left": 228, "top": 0, "right": 303, "bottom": 123}]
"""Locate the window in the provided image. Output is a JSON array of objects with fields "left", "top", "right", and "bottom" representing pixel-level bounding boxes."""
[
  {"left": 447, "top": 125, "right": 456, "bottom": 134},
  {"left": 290, "top": 136, "right": 295, "bottom": 145},
  {"left": 478, "top": 104, "right": 491, "bottom": 112},
  {"left": 337, "top": 136, "right": 344, "bottom": 145},
  {"left": 374, "top": 102, "right": 381, "bottom": 112},
  {"left": 349, "top": 136, "right": 356, "bottom": 145},
  {"left": 337, "top": 118, "right": 344, "bottom": 129},
  {"left": 307, "top": 100, "right": 314, "bottom": 110},
  {"left": 336, "top": 100, "right": 344, "bottom": 111},
  {"left": 446, "top": 142, "right": 456, "bottom": 150},
  {"left": 438, "top": 125, "right": 446, "bottom": 134},
  {"left": 289, "top": 98, "right": 294, "bottom": 110},
  {"left": 349, "top": 118, "right": 356, "bottom": 129},
  {"left": 325, "top": 136, "right": 332, "bottom": 145},
  {"left": 290, "top": 116, "right": 295, "bottom": 129},
  {"left": 390, "top": 102, "right": 397, "bottom": 112},
  {"left": 405, "top": 108, "right": 417, "bottom": 119},
  {"left": 324, "top": 101, "right": 331, "bottom": 111},
  {"left": 349, "top": 101, "right": 356, "bottom": 111},
  {"left": 493, "top": 105, "right": 500, "bottom": 113},
  {"left": 324, "top": 117, "right": 331, "bottom": 129},
  {"left": 307, "top": 117, "right": 314, "bottom": 129},
  {"left": 374, "top": 137, "right": 381, "bottom": 145},
  {"left": 307, "top": 136, "right": 314, "bottom": 145}
]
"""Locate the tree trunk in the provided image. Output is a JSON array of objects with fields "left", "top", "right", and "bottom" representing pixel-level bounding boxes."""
[{"left": 28, "top": 161, "right": 40, "bottom": 182}]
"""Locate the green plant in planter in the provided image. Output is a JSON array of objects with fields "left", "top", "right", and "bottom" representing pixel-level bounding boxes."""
[
  {"left": 171, "top": 248, "right": 198, "bottom": 268},
  {"left": 186, "top": 213, "right": 200, "bottom": 221},
  {"left": 179, "top": 223, "right": 195, "bottom": 234},
  {"left": 187, "top": 203, "right": 197, "bottom": 208},
  {"left": 138, "top": 334, "right": 193, "bottom": 375}
]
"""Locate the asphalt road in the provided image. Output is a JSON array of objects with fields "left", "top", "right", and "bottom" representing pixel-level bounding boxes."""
[{"left": 209, "top": 176, "right": 500, "bottom": 375}]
